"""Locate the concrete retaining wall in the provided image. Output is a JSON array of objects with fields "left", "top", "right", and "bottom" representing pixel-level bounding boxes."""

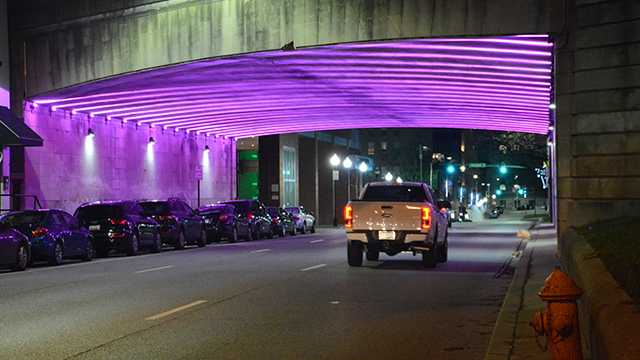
[
  {"left": 23, "top": 105, "right": 235, "bottom": 213},
  {"left": 559, "top": 228, "right": 640, "bottom": 360}
]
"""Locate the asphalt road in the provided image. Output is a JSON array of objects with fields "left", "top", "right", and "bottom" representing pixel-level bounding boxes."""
[{"left": 0, "top": 216, "right": 531, "bottom": 360}]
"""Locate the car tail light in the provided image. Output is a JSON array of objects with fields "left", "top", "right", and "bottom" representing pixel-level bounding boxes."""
[
  {"left": 31, "top": 227, "right": 49, "bottom": 237},
  {"left": 219, "top": 214, "right": 229, "bottom": 223},
  {"left": 344, "top": 205, "right": 353, "bottom": 228},
  {"left": 247, "top": 212, "right": 254, "bottom": 220},
  {"left": 421, "top": 207, "right": 431, "bottom": 230},
  {"left": 440, "top": 208, "right": 447, "bottom": 214},
  {"left": 271, "top": 218, "right": 279, "bottom": 225},
  {"left": 110, "top": 218, "right": 129, "bottom": 226}
]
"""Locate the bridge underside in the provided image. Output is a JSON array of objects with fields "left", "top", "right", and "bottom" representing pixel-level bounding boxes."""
[{"left": 30, "top": 35, "right": 552, "bottom": 138}]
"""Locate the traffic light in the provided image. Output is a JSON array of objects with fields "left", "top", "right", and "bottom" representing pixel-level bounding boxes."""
[
  {"left": 496, "top": 189, "right": 503, "bottom": 196},
  {"left": 446, "top": 164, "right": 456, "bottom": 174},
  {"left": 499, "top": 165, "right": 508, "bottom": 175}
]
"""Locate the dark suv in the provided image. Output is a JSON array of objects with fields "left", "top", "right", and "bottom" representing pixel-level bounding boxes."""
[
  {"left": 220, "top": 200, "right": 272, "bottom": 240},
  {"left": 75, "top": 201, "right": 161, "bottom": 257},
  {"left": 138, "top": 199, "right": 206, "bottom": 249}
]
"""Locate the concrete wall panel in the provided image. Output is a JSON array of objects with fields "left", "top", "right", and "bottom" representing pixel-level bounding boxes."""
[{"left": 22, "top": 107, "right": 235, "bottom": 213}]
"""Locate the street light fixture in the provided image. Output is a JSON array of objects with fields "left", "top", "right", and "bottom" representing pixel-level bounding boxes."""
[
  {"left": 384, "top": 172, "right": 393, "bottom": 182},
  {"left": 473, "top": 174, "right": 478, "bottom": 180},
  {"left": 330, "top": 153, "right": 341, "bottom": 167},
  {"left": 459, "top": 165, "right": 466, "bottom": 173},
  {"left": 342, "top": 157, "right": 353, "bottom": 169},
  {"left": 396, "top": 177, "right": 403, "bottom": 184},
  {"left": 358, "top": 161, "right": 368, "bottom": 173}
]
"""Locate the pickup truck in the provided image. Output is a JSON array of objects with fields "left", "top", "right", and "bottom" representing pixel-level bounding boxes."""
[{"left": 344, "top": 181, "right": 449, "bottom": 268}]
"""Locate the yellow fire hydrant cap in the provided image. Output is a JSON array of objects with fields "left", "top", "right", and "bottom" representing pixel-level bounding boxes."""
[{"left": 538, "top": 267, "right": 583, "bottom": 301}]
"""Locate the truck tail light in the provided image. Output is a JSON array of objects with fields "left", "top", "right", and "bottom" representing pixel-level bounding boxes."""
[
  {"left": 344, "top": 205, "right": 353, "bottom": 228},
  {"left": 421, "top": 207, "right": 431, "bottom": 230}
]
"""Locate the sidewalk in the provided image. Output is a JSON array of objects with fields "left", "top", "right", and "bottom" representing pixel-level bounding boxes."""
[{"left": 485, "top": 222, "right": 560, "bottom": 360}]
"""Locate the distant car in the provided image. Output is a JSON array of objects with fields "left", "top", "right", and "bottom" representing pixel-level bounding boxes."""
[
  {"left": 285, "top": 206, "right": 316, "bottom": 234},
  {"left": 0, "top": 210, "right": 94, "bottom": 265},
  {"left": 198, "top": 204, "right": 250, "bottom": 243},
  {"left": 267, "top": 207, "right": 296, "bottom": 237},
  {"left": 0, "top": 222, "right": 30, "bottom": 271},
  {"left": 220, "top": 200, "right": 273, "bottom": 240},
  {"left": 138, "top": 199, "right": 206, "bottom": 249},
  {"left": 75, "top": 201, "right": 161, "bottom": 257},
  {"left": 436, "top": 200, "right": 454, "bottom": 228},
  {"left": 486, "top": 208, "right": 500, "bottom": 219}
]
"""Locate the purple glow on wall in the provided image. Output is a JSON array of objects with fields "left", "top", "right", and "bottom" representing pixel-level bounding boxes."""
[{"left": 28, "top": 35, "right": 552, "bottom": 137}]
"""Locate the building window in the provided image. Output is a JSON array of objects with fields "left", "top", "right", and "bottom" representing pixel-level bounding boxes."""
[
  {"left": 368, "top": 142, "right": 375, "bottom": 155},
  {"left": 281, "top": 146, "right": 297, "bottom": 207}
]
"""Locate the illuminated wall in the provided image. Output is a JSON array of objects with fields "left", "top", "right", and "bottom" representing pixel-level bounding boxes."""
[
  {"left": 0, "top": 0, "right": 8, "bottom": 107},
  {"left": 22, "top": 106, "right": 235, "bottom": 213}
]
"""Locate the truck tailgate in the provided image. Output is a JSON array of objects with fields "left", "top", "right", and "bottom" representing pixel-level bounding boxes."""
[{"left": 350, "top": 201, "right": 424, "bottom": 231}]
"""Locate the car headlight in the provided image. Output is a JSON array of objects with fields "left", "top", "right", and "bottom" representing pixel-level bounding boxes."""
[{"left": 204, "top": 218, "right": 213, "bottom": 224}]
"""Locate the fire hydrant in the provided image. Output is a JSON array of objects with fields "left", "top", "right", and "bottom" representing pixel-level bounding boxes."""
[{"left": 530, "top": 267, "right": 583, "bottom": 360}]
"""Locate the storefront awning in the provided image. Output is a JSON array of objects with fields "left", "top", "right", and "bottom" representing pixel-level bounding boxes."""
[{"left": 0, "top": 106, "right": 43, "bottom": 147}]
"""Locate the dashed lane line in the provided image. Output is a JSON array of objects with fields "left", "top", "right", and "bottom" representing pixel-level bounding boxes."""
[
  {"left": 135, "top": 265, "right": 174, "bottom": 274},
  {"left": 300, "top": 264, "right": 327, "bottom": 272},
  {"left": 145, "top": 300, "right": 208, "bottom": 321}
]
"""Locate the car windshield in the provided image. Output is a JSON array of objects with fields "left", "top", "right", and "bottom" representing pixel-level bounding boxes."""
[
  {"left": 1, "top": 212, "right": 47, "bottom": 227},
  {"left": 285, "top": 207, "right": 300, "bottom": 214},
  {"left": 266, "top": 208, "right": 279, "bottom": 217},
  {"left": 139, "top": 201, "right": 170, "bottom": 215},
  {"left": 76, "top": 205, "right": 124, "bottom": 222},
  {"left": 361, "top": 185, "right": 429, "bottom": 202},
  {"left": 222, "top": 201, "right": 250, "bottom": 212}
]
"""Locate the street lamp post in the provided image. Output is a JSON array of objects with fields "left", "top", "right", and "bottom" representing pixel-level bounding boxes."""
[
  {"left": 358, "top": 161, "right": 368, "bottom": 194},
  {"left": 329, "top": 154, "right": 341, "bottom": 227},
  {"left": 343, "top": 157, "right": 353, "bottom": 201}
]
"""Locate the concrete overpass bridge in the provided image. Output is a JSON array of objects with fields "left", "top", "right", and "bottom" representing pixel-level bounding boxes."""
[{"left": 4, "top": 0, "right": 640, "bottom": 237}]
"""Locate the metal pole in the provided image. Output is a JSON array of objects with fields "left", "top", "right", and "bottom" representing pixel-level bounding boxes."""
[
  {"left": 332, "top": 177, "right": 337, "bottom": 227},
  {"left": 429, "top": 162, "right": 433, "bottom": 187},
  {"left": 347, "top": 169, "right": 351, "bottom": 201},
  {"left": 419, "top": 146, "right": 423, "bottom": 182},
  {"left": 197, "top": 180, "right": 201, "bottom": 208}
]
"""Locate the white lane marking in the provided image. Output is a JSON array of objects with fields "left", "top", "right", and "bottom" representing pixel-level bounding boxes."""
[
  {"left": 300, "top": 263, "right": 327, "bottom": 272},
  {"left": 135, "top": 265, "right": 174, "bottom": 274},
  {"left": 145, "top": 300, "right": 208, "bottom": 321},
  {"left": 309, "top": 239, "right": 325, "bottom": 244},
  {"left": 329, "top": 300, "right": 340, "bottom": 305},
  {"left": 250, "top": 248, "right": 271, "bottom": 254}
]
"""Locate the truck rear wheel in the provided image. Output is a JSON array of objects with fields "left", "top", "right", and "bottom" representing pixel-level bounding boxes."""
[
  {"left": 438, "top": 232, "right": 448, "bottom": 263},
  {"left": 366, "top": 246, "right": 379, "bottom": 261},
  {"left": 347, "top": 241, "right": 363, "bottom": 267},
  {"left": 421, "top": 243, "right": 438, "bottom": 268}
]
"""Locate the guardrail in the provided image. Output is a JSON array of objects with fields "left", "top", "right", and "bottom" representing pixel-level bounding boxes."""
[{"left": 0, "top": 194, "right": 43, "bottom": 212}]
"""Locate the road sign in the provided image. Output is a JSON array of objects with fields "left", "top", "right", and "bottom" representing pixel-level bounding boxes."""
[
  {"left": 195, "top": 166, "right": 203, "bottom": 180},
  {"left": 332, "top": 170, "right": 339, "bottom": 181}
]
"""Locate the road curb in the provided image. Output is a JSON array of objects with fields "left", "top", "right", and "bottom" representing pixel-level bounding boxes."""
[
  {"left": 559, "top": 229, "right": 640, "bottom": 360},
  {"left": 484, "top": 233, "right": 534, "bottom": 360}
]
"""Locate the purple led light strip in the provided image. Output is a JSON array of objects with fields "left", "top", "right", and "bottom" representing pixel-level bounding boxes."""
[{"left": 29, "top": 35, "right": 552, "bottom": 137}]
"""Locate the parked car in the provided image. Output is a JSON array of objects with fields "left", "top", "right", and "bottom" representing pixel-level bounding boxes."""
[
  {"left": 75, "top": 201, "right": 161, "bottom": 257},
  {"left": 0, "top": 222, "right": 30, "bottom": 271},
  {"left": 285, "top": 206, "right": 316, "bottom": 234},
  {"left": 220, "top": 200, "right": 273, "bottom": 240},
  {"left": 138, "top": 199, "right": 207, "bottom": 249},
  {"left": 198, "top": 204, "right": 250, "bottom": 243},
  {"left": 0, "top": 210, "right": 94, "bottom": 265},
  {"left": 267, "top": 207, "right": 296, "bottom": 237}
]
